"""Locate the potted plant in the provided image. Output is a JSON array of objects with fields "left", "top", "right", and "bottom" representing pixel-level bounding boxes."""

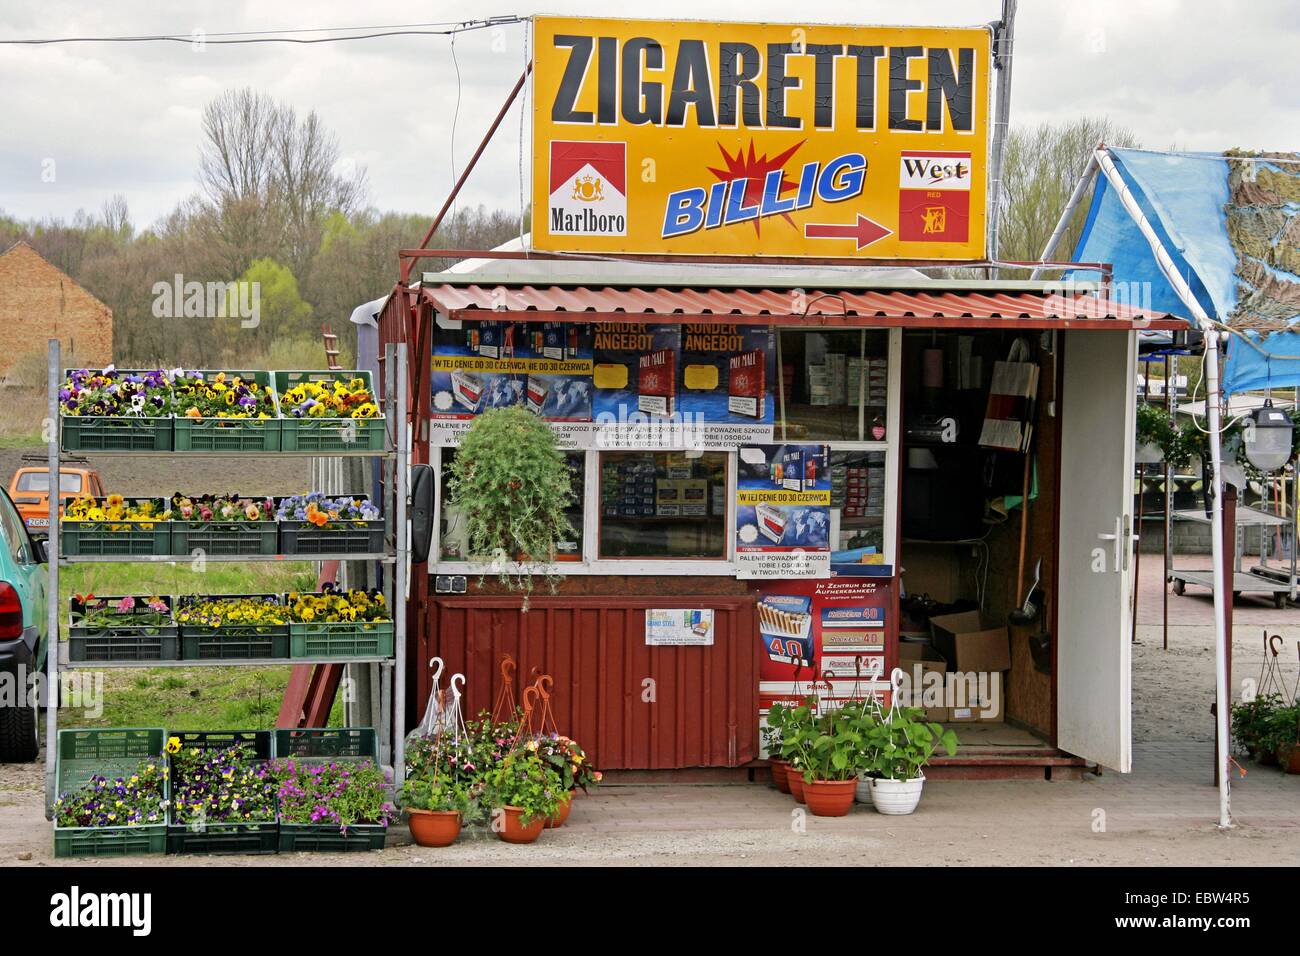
[
  {"left": 1231, "top": 694, "right": 1282, "bottom": 761},
  {"left": 776, "top": 698, "right": 818, "bottom": 805},
  {"left": 762, "top": 704, "right": 791, "bottom": 794},
  {"left": 529, "top": 734, "right": 601, "bottom": 827},
  {"left": 862, "top": 706, "right": 958, "bottom": 815},
  {"left": 1260, "top": 702, "right": 1300, "bottom": 774},
  {"left": 786, "top": 703, "right": 869, "bottom": 817},
  {"left": 402, "top": 734, "right": 486, "bottom": 847},
  {"left": 446, "top": 405, "right": 576, "bottom": 609},
  {"left": 483, "top": 749, "right": 566, "bottom": 844}
]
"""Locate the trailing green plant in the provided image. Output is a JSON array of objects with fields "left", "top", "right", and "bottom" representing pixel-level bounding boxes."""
[
  {"left": 482, "top": 749, "right": 566, "bottom": 825},
  {"left": 862, "top": 707, "right": 958, "bottom": 781},
  {"left": 447, "top": 406, "right": 575, "bottom": 609},
  {"left": 1257, "top": 702, "right": 1300, "bottom": 766},
  {"left": 1231, "top": 693, "right": 1283, "bottom": 757}
]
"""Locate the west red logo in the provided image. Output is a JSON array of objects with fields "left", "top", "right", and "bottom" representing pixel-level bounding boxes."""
[{"left": 898, "top": 151, "right": 972, "bottom": 243}]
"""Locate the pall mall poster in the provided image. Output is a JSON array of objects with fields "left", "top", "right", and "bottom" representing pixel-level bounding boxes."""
[{"left": 735, "top": 443, "right": 831, "bottom": 578}]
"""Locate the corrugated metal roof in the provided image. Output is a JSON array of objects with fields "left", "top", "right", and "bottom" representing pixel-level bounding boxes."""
[{"left": 421, "top": 282, "right": 1176, "bottom": 325}]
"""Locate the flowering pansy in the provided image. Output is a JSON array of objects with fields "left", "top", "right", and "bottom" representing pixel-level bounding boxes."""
[
  {"left": 55, "top": 756, "right": 169, "bottom": 829},
  {"left": 172, "top": 371, "right": 277, "bottom": 420},
  {"left": 59, "top": 367, "right": 173, "bottom": 417},
  {"left": 281, "top": 376, "right": 380, "bottom": 420},
  {"left": 274, "top": 493, "right": 381, "bottom": 527}
]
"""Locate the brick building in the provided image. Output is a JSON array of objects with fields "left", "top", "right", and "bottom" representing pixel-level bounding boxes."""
[{"left": 0, "top": 240, "right": 112, "bottom": 381}]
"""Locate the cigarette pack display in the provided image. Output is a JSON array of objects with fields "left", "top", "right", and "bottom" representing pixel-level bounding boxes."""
[
  {"left": 757, "top": 595, "right": 813, "bottom": 639},
  {"left": 475, "top": 322, "right": 514, "bottom": 360},
  {"left": 450, "top": 370, "right": 484, "bottom": 412},
  {"left": 756, "top": 502, "right": 787, "bottom": 543},
  {"left": 525, "top": 376, "right": 551, "bottom": 414},
  {"left": 637, "top": 349, "right": 676, "bottom": 416},
  {"left": 727, "top": 350, "right": 766, "bottom": 418},
  {"left": 781, "top": 448, "right": 806, "bottom": 492}
]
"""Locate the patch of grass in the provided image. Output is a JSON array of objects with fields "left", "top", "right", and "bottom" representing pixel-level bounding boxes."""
[{"left": 58, "top": 560, "right": 350, "bottom": 732}]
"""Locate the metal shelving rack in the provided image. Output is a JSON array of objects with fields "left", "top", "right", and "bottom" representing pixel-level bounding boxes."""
[{"left": 41, "top": 340, "right": 410, "bottom": 814}]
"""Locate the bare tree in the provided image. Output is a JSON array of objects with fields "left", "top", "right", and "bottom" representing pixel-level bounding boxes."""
[{"left": 997, "top": 116, "right": 1141, "bottom": 265}]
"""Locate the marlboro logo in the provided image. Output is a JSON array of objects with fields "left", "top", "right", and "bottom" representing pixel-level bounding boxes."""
[{"left": 549, "top": 141, "right": 628, "bottom": 236}]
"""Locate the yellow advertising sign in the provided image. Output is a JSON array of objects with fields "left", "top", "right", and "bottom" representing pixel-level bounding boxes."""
[{"left": 531, "top": 16, "right": 991, "bottom": 260}]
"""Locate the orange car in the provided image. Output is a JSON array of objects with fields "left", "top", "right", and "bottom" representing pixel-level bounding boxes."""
[{"left": 7, "top": 459, "right": 105, "bottom": 535}]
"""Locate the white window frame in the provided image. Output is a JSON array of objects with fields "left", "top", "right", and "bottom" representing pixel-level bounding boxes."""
[{"left": 430, "top": 327, "right": 901, "bottom": 578}]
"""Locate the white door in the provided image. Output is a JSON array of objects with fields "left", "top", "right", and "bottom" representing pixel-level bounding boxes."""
[{"left": 1056, "top": 329, "right": 1136, "bottom": 772}]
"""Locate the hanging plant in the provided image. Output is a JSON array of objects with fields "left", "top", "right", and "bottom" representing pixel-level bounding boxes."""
[{"left": 447, "top": 406, "right": 575, "bottom": 609}]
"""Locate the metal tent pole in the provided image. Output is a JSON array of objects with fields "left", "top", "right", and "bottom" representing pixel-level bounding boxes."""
[
  {"left": 1093, "top": 146, "right": 1232, "bottom": 829},
  {"left": 1030, "top": 154, "right": 1100, "bottom": 280}
]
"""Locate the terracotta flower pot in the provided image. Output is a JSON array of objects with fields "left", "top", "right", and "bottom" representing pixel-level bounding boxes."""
[
  {"left": 788, "top": 768, "right": 807, "bottom": 804},
  {"left": 1280, "top": 744, "right": 1300, "bottom": 775},
  {"left": 407, "top": 808, "right": 462, "bottom": 848},
  {"left": 770, "top": 760, "right": 791, "bottom": 794},
  {"left": 496, "top": 805, "right": 546, "bottom": 844},
  {"left": 803, "top": 779, "right": 857, "bottom": 817},
  {"left": 544, "top": 793, "right": 573, "bottom": 828}
]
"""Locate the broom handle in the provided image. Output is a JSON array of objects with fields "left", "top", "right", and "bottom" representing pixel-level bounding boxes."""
[{"left": 1016, "top": 449, "right": 1033, "bottom": 601}]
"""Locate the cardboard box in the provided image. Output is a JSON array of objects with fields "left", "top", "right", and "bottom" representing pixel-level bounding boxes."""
[
  {"left": 902, "top": 545, "right": 965, "bottom": 604},
  {"left": 928, "top": 610, "right": 1011, "bottom": 673},
  {"left": 897, "top": 642, "right": 950, "bottom": 721}
]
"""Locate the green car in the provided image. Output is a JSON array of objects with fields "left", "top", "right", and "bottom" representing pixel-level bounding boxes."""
[{"left": 0, "top": 486, "right": 48, "bottom": 762}]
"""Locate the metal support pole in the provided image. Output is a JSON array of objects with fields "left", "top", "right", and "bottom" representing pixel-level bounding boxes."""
[
  {"left": 1215, "top": 482, "right": 1236, "bottom": 788},
  {"left": 393, "top": 343, "right": 409, "bottom": 789},
  {"left": 1164, "top": 355, "right": 1173, "bottom": 651},
  {"left": 986, "top": 0, "right": 1018, "bottom": 263},
  {"left": 1204, "top": 331, "right": 1233, "bottom": 827},
  {"left": 44, "top": 339, "right": 60, "bottom": 816}
]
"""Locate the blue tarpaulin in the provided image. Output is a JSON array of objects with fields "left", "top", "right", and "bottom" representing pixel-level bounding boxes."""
[{"left": 1070, "top": 147, "right": 1300, "bottom": 394}]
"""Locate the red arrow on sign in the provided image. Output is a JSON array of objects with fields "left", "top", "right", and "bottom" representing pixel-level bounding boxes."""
[{"left": 803, "top": 214, "right": 892, "bottom": 250}]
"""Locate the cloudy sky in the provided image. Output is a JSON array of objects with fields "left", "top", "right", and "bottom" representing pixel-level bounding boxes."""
[{"left": 2, "top": 0, "right": 1297, "bottom": 229}]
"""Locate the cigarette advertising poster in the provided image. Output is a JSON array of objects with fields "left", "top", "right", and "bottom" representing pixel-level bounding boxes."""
[
  {"left": 757, "top": 578, "right": 892, "bottom": 724},
  {"left": 645, "top": 608, "right": 716, "bottom": 645},
  {"left": 735, "top": 444, "right": 831, "bottom": 578},
  {"left": 531, "top": 16, "right": 992, "bottom": 260}
]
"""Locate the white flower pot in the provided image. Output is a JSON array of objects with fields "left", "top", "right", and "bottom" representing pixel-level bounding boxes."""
[
  {"left": 870, "top": 774, "right": 926, "bottom": 815},
  {"left": 854, "top": 774, "right": 873, "bottom": 804}
]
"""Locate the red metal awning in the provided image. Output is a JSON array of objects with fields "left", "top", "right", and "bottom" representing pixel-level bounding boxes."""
[{"left": 419, "top": 282, "right": 1183, "bottom": 330}]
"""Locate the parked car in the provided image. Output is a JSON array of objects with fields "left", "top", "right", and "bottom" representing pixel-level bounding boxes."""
[
  {"left": 7, "top": 457, "right": 104, "bottom": 536},
  {"left": 0, "top": 486, "right": 48, "bottom": 762}
]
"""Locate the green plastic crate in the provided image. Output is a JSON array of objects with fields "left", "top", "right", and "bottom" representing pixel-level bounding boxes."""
[
  {"left": 289, "top": 619, "right": 394, "bottom": 660},
  {"left": 172, "top": 370, "right": 282, "bottom": 451},
  {"left": 167, "top": 730, "right": 278, "bottom": 854},
  {"left": 275, "top": 370, "right": 386, "bottom": 451},
  {"left": 171, "top": 521, "right": 278, "bottom": 556},
  {"left": 272, "top": 727, "right": 377, "bottom": 762},
  {"left": 278, "top": 822, "right": 386, "bottom": 852},
  {"left": 177, "top": 593, "right": 290, "bottom": 661},
  {"left": 61, "top": 415, "right": 174, "bottom": 452},
  {"left": 68, "top": 594, "right": 179, "bottom": 663},
  {"left": 54, "top": 728, "right": 168, "bottom": 858},
  {"left": 271, "top": 727, "right": 386, "bottom": 851},
  {"left": 61, "top": 497, "right": 171, "bottom": 556}
]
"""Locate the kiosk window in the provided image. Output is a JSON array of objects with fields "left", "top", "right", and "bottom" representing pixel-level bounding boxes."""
[
  {"left": 777, "top": 330, "right": 889, "bottom": 442},
  {"left": 439, "top": 448, "right": 585, "bottom": 562},
  {"left": 598, "top": 451, "right": 728, "bottom": 559}
]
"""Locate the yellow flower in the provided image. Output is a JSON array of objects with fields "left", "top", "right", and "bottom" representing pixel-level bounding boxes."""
[{"left": 166, "top": 736, "right": 182, "bottom": 754}]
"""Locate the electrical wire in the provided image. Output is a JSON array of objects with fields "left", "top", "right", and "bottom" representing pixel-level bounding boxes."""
[
  {"left": 449, "top": 30, "right": 462, "bottom": 230},
  {"left": 0, "top": 18, "right": 525, "bottom": 45}
]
